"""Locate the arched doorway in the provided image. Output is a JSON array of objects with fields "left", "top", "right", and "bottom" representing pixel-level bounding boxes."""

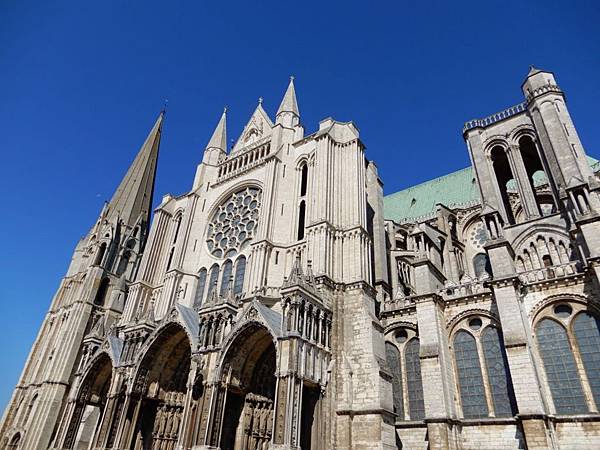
[
  {"left": 129, "top": 323, "right": 190, "bottom": 450},
  {"left": 64, "top": 353, "right": 112, "bottom": 449},
  {"left": 219, "top": 324, "right": 276, "bottom": 450}
]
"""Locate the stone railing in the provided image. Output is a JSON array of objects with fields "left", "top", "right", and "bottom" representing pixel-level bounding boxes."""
[
  {"left": 216, "top": 141, "right": 271, "bottom": 183},
  {"left": 382, "top": 295, "right": 416, "bottom": 312},
  {"left": 442, "top": 277, "right": 491, "bottom": 300},
  {"left": 518, "top": 261, "right": 580, "bottom": 283},
  {"left": 463, "top": 102, "right": 527, "bottom": 133}
]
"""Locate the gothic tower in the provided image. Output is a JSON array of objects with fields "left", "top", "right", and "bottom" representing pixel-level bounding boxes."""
[{"left": 0, "top": 113, "right": 163, "bottom": 449}]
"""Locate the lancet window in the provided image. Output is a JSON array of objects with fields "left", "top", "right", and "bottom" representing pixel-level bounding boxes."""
[
  {"left": 452, "top": 317, "right": 516, "bottom": 419},
  {"left": 385, "top": 327, "right": 425, "bottom": 421},
  {"left": 535, "top": 302, "right": 600, "bottom": 414}
]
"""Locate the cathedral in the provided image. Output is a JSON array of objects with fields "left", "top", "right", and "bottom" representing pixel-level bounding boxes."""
[{"left": 3, "top": 67, "right": 600, "bottom": 450}]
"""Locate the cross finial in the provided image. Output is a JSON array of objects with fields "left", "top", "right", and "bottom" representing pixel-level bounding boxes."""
[{"left": 258, "top": 96, "right": 263, "bottom": 105}]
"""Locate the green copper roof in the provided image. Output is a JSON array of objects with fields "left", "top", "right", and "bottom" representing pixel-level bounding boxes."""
[
  {"left": 383, "top": 167, "right": 480, "bottom": 222},
  {"left": 384, "top": 156, "right": 600, "bottom": 223}
]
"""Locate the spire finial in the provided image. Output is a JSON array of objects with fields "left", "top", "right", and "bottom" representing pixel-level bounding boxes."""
[
  {"left": 106, "top": 113, "right": 163, "bottom": 229},
  {"left": 290, "top": 75, "right": 295, "bottom": 81},
  {"left": 162, "top": 99, "right": 168, "bottom": 115},
  {"left": 258, "top": 96, "right": 263, "bottom": 105},
  {"left": 223, "top": 106, "right": 228, "bottom": 114}
]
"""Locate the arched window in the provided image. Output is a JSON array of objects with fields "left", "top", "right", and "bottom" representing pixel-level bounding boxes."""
[
  {"left": 206, "top": 264, "right": 219, "bottom": 299},
  {"left": 405, "top": 339, "right": 425, "bottom": 420},
  {"left": 385, "top": 342, "right": 404, "bottom": 418},
  {"left": 453, "top": 321, "right": 516, "bottom": 419},
  {"left": 518, "top": 136, "right": 555, "bottom": 215},
  {"left": 536, "top": 318, "right": 587, "bottom": 414},
  {"left": 481, "top": 327, "right": 517, "bottom": 417},
  {"left": 94, "top": 242, "right": 107, "bottom": 266},
  {"left": 385, "top": 329, "right": 424, "bottom": 421},
  {"left": 300, "top": 163, "right": 308, "bottom": 197},
  {"left": 297, "top": 200, "right": 306, "bottom": 241},
  {"left": 173, "top": 214, "right": 183, "bottom": 244},
  {"left": 7, "top": 433, "right": 20, "bottom": 450},
  {"left": 194, "top": 269, "right": 207, "bottom": 308},
  {"left": 473, "top": 253, "right": 492, "bottom": 278},
  {"left": 573, "top": 313, "right": 600, "bottom": 408},
  {"left": 491, "top": 146, "right": 517, "bottom": 225},
  {"left": 220, "top": 260, "right": 233, "bottom": 296},
  {"left": 94, "top": 278, "right": 110, "bottom": 306},
  {"left": 22, "top": 394, "right": 37, "bottom": 426},
  {"left": 234, "top": 256, "right": 247, "bottom": 296},
  {"left": 454, "top": 330, "right": 488, "bottom": 418},
  {"left": 116, "top": 251, "right": 131, "bottom": 276}
]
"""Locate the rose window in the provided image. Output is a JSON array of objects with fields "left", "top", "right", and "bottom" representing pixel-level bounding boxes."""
[{"left": 206, "top": 187, "right": 262, "bottom": 258}]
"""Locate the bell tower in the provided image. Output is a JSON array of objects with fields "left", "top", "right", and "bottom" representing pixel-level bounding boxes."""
[{"left": 0, "top": 113, "right": 163, "bottom": 450}]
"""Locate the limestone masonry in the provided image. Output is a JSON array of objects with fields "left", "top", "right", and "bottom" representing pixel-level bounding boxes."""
[{"left": 3, "top": 68, "right": 600, "bottom": 449}]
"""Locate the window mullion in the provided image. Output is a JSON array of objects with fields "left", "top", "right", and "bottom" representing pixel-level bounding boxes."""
[
  {"left": 475, "top": 337, "right": 495, "bottom": 417},
  {"left": 399, "top": 344, "right": 410, "bottom": 421}
]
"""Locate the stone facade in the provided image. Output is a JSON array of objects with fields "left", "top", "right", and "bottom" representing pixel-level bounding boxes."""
[{"left": 2, "top": 68, "right": 600, "bottom": 450}]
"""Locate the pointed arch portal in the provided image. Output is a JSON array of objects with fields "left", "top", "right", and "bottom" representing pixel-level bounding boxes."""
[
  {"left": 64, "top": 353, "right": 112, "bottom": 449},
  {"left": 219, "top": 324, "right": 277, "bottom": 450},
  {"left": 128, "top": 323, "right": 191, "bottom": 450}
]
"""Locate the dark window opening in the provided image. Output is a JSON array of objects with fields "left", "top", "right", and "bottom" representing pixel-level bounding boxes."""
[
  {"left": 297, "top": 200, "right": 306, "bottom": 241},
  {"left": 300, "top": 164, "right": 308, "bottom": 197},
  {"left": 491, "top": 146, "right": 517, "bottom": 225},
  {"left": 519, "top": 136, "right": 555, "bottom": 215},
  {"left": 94, "top": 278, "right": 110, "bottom": 306}
]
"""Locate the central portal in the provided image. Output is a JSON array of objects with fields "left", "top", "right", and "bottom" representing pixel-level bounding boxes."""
[{"left": 220, "top": 325, "right": 276, "bottom": 450}]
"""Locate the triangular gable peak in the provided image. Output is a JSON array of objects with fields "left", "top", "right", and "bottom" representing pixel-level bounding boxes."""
[
  {"left": 230, "top": 103, "right": 274, "bottom": 155},
  {"left": 230, "top": 299, "right": 283, "bottom": 339}
]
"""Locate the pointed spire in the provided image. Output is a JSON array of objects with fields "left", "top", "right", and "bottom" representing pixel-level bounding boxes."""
[
  {"left": 277, "top": 76, "right": 300, "bottom": 119},
  {"left": 107, "top": 112, "right": 163, "bottom": 229},
  {"left": 206, "top": 108, "right": 227, "bottom": 152}
]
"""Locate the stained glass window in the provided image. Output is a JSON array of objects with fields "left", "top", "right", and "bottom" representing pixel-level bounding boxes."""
[
  {"left": 573, "top": 313, "right": 600, "bottom": 409},
  {"left": 536, "top": 319, "right": 587, "bottom": 414},
  {"left": 454, "top": 330, "right": 488, "bottom": 418},
  {"left": 405, "top": 339, "right": 425, "bottom": 420},
  {"left": 206, "top": 264, "right": 219, "bottom": 299},
  {"left": 482, "top": 327, "right": 516, "bottom": 417},
  {"left": 385, "top": 342, "right": 404, "bottom": 418},
  {"left": 194, "top": 269, "right": 207, "bottom": 307},
  {"left": 219, "top": 260, "right": 232, "bottom": 296},
  {"left": 234, "top": 256, "right": 247, "bottom": 295},
  {"left": 206, "top": 187, "right": 261, "bottom": 258}
]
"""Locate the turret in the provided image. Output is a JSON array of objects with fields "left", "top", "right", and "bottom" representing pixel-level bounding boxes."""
[
  {"left": 276, "top": 76, "right": 300, "bottom": 128},
  {"left": 202, "top": 108, "right": 227, "bottom": 165},
  {"left": 522, "top": 67, "right": 594, "bottom": 196}
]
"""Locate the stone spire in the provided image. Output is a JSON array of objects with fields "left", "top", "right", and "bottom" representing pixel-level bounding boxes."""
[
  {"left": 107, "top": 112, "right": 163, "bottom": 228},
  {"left": 276, "top": 76, "right": 300, "bottom": 127},
  {"left": 203, "top": 108, "right": 228, "bottom": 165},
  {"left": 206, "top": 107, "right": 227, "bottom": 152}
]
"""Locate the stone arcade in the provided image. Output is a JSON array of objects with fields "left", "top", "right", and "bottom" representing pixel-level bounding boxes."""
[{"left": 3, "top": 68, "right": 600, "bottom": 449}]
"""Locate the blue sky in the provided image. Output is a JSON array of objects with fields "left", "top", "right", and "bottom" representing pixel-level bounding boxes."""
[{"left": 0, "top": 1, "right": 599, "bottom": 410}]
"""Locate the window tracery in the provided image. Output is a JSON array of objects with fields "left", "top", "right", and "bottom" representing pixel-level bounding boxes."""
[
  {"left": 534, "top": 300, "right": 600, "bottom": 414},
  {"left": 206, "top": 187, "right": 262, "bottom": 258},
  {"left": 385, "top": 327, "right": 425, "bottom": 421},
  {"left": 452, "top": 316, "right": 516, "bottom": 419}
]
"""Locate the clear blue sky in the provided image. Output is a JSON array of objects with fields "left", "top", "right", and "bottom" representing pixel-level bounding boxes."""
[{"left": 1, "top": 1, "right": 599, "bottom": 411}]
